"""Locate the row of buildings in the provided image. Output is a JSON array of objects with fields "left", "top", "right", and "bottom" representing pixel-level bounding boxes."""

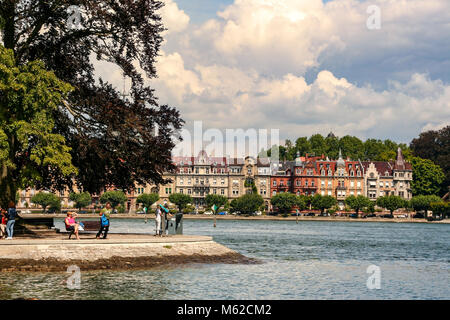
[{"left": 17, "top": 148, "right": 413, "bottom": 212}]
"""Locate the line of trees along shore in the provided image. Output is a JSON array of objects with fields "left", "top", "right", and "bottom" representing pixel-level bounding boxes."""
[{"left": 23, "top": 189, "right": 450, "bottom": 221}]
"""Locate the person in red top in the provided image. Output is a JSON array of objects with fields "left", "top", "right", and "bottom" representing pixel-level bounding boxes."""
[{"left": 0, "top": 209, "right": 7, "bottom": 239}]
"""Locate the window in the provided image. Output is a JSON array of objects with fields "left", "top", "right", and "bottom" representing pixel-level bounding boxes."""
[
  {"left": 213, "top": 189, "right": 217, "bottom": 195},
  {"left": 350, "top": 181, "right": 354, "bottom": 188},
  {"left": 180, "top": 189, "right": 183, "bottom": 194},
  {"left": 221, "top": 179, "right": 225, "bottom": 185},
  {"left": 328, "top": 191, "right": 332, "bottom": 196},
  {"left": 321, "top": 191, "right": 325, "bottom": 196},
  {"left": 195, "top": 168, "right": 199, "bottom": 174},
  {"left": 188, "top": 189, "right": 192, "bottom": 194},
  {"left": 305, "top": 180, "right": 308, "bottom": 187},
  {"left": 357, "top": 181, "right": 361, "bottom": 188},
  {"left": 272, "top": 191, "right": 276, "bottom": 196},
  {"left": 328, "top": 180, "right": 332, "bottom": 187},
  {"left": 188, "top": 179, "right": 192, "bottom": 185},
  {"left": 273, "top": 181, "right": 277, "bottom": 186},
  {"left": 321, "top": 180, "right": 325, "bottom": 187},
  {"left": 221, "top": 189, "right": 225, "bottom": 195}
]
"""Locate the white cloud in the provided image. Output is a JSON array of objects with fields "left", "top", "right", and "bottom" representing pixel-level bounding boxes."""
[
  {"left": 160, "top": 0, "right": 190, "bottom": 34},
  {"left": 92, "top": 0, "right": 450, "bottom": 145}
]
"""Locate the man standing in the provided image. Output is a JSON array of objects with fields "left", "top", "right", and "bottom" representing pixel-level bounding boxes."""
[{"left": 96, "top": 202, "right": 112, "bottom": 239}]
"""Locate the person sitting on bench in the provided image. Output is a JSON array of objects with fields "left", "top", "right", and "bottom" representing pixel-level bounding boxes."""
[{"left": 65, "top": 212, "right": 80, "bottom": 240}]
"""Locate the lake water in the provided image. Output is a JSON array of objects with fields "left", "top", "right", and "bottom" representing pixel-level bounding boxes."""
[{"left": 0, "top": 219, "right": 449, "bottom": 300}]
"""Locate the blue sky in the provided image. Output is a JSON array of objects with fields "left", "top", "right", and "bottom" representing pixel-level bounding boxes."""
[{"left": 175, "top": 0, "right": 235, "bottom": 23}]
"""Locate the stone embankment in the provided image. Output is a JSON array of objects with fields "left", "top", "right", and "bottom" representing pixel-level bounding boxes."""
[{"left": 0, "top": 235, "right": 257, "bottom": 272}]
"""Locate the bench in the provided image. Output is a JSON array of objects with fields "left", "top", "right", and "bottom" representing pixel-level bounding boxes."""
[{"left": 66, "top": 220, "right": 101, "bottom": 239}]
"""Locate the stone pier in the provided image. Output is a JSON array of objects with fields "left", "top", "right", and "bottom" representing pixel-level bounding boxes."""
[{"left": 0, "top": 234, "right": 256, "bottom": 272}]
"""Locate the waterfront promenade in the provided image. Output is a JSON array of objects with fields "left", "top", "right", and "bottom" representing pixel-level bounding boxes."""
[{"left": 19, "top": 213, "right": 450, "bottom": 224}]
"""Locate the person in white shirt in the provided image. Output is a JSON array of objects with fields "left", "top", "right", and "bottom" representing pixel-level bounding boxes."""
[{"left": 155, "top": 206, "right": 161, "bottom": 236}]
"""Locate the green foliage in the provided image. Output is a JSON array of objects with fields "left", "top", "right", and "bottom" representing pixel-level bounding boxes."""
[
  {"left": 182, "top": 204, "right": 195, "bottom": 214},
  {"left": 260, "top": 133, "right": 411, "bottom": 162},
  {"left": 230, "top": 194, "right": 264, "bottom": 215},
  {"left": 311, "top": 194, "right": 337, "bottom": 214},
  {"left": 410, "top": 126, "right": 449, "bottom": 195},
  {"left": 270, "top": 192, "right": 298, "bottom": 213},
  {"left": 116, "top": 204, "right": 125, "bottom": 214},
  {"left": 31, "top": 192, "right": 60, "bottom": 213},
  {"left": 410, "top": 157, "right": 445, "bottom": 196},
  {"left": 100, "top": 190, "right": 127, "bottom": 209},
  {"left": 137, "top": 193, "right": 160, "bottom": 210},
  {"left": 430, "top": 202, "right": 450, "bottom": 219},
  {"left": 409, "top": 195, "right": 442, "bottom": 213},
  {"left": 205, "top": 194, "right": 228, "bottom": 213},
  {"left": 169, "top": 193, "right": 192, "bottom": 212},
  {"left": 69, "top": 192, "right": 92, "bottom": 211},
  {"left": 345, "top": 195, "right": 371, "bottom": 216},
  {"left": 0, "top": 45, "right": 76, "bottom": 207},
  {"left": 363, "top": 201, "right": 375, "bottom": 214},
  {"left": 376, "top": 195, "right": 405, "bottom": 215}
]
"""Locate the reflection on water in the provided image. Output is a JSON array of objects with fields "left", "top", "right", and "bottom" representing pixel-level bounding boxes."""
[{"left": 1, "top": 219, "right": 449, "bottom": 299}]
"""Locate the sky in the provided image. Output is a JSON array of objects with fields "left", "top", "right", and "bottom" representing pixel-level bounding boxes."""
[{"left": 95, "top": 0, "right": 450, "bottom": 154}]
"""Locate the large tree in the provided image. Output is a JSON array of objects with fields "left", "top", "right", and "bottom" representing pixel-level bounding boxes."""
[
  {"left": 410, "top": 157, "right": 445, "bottom": 196},
  {"left": 69, "top": 191, "right": 92, "bottom": 211},
  {"left": 345, "top": 195, "right": 371, "bottom": 217},
  {"left": 230, "top": 194, "right": 264, "bottom": 215},
  {"left": 137, "top": 193, "right": 159, "bottom": 210},
  {"left": 270, "top": 192, "right": 298, "bottom": 214},
  {"left": 409, "top": 195, "right": 442, "bottom": 215},
  {"left": 0, "top": 45, "right": 76, "bottom": 207},
  {"left": 311, "top": 194, "right": 337, "bottom": 215},
  {"left": 205, "top": 194, "right": 228, "bottom": 213},
  {"left": 0, "top": 0, "right": 183, "bottom": 198},
  {"left": 99, "top": 190, "right": 127, "bottom": 209},
  {"left": 410, "top": 126, "right": 449, "bottom": 194},
  {"left": 168, "top": 193, "right": 192, "bottom": 212},
  {"left": 376, "top": 195, "right": 404, "bottom": 216},
  {"left": 31, "top": 192, "right": 60, "bottom": 213}
]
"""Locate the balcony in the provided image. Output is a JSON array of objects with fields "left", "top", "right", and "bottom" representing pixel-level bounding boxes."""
[{"left": 193, "top": 183, "right": 210, "bottom": 188}]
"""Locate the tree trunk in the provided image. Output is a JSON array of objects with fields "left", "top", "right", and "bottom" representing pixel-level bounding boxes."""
[
  {"left": 2, "top": 0, "right": 16, "bottom": 50},
  {"left": 0, "top": 162, "right": 16, "bottom": 209}
]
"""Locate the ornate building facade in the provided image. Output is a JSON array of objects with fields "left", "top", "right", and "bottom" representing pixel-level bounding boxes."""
[{"left": 16, "top": 149, "right": 412, "bottom": 212}]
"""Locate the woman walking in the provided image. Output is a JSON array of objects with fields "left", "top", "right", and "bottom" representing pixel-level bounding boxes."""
[
  {"left": 96, "top": 202, "right": 111, "bottom": 239},
  {"left": 6, "top": 201, "right": 17, "bottom": 240}
]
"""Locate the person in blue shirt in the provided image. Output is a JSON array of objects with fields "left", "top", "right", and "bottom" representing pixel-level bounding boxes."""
[{"left": 6, "top": 201, "right": 17, "bottom": 240}]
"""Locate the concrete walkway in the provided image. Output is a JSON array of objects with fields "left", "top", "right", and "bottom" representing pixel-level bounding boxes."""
[{"left": 0, "top": 234, "right": 212, "bottom": 246}]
